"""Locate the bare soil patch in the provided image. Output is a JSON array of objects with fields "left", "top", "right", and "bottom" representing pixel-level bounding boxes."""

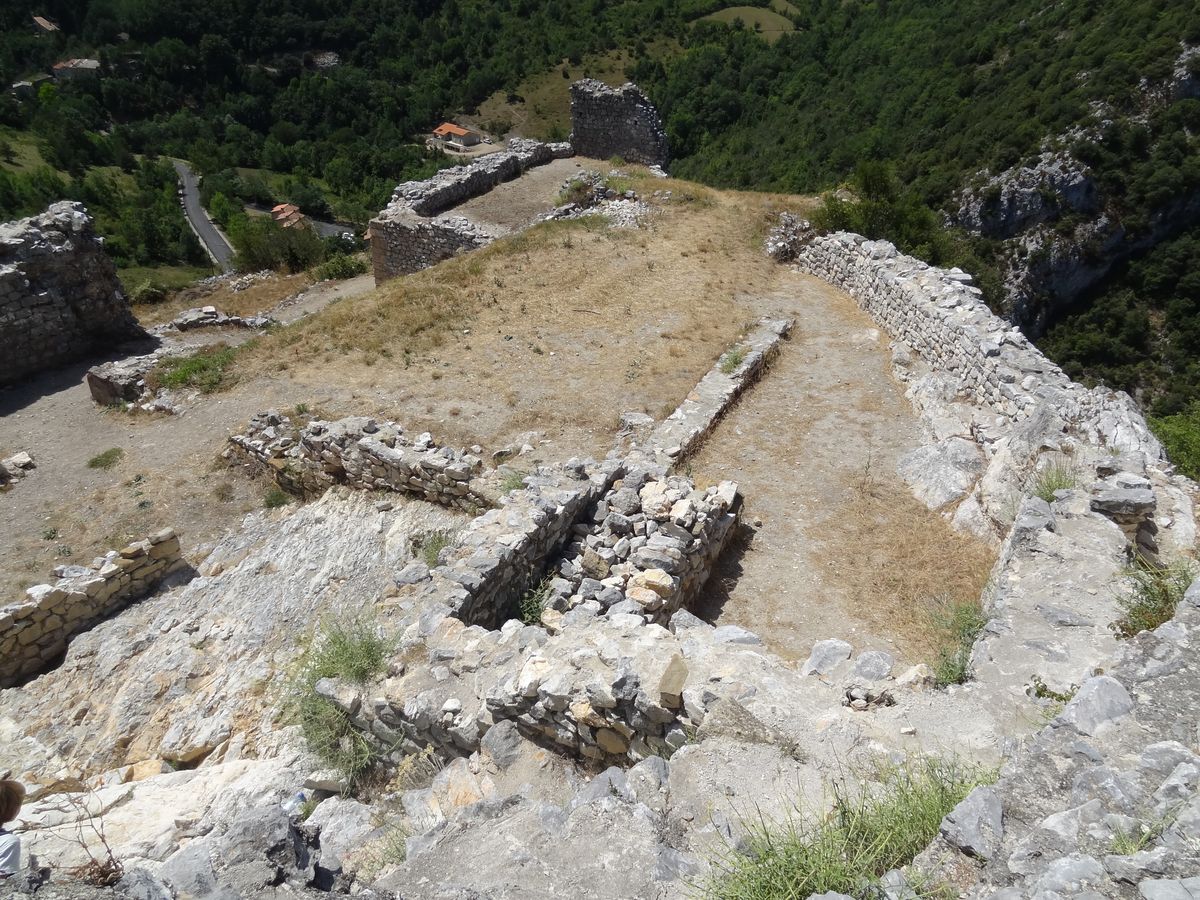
[
  {"left": 1, "top": 179, "right": 806, "bottom": 592},
  {"left": 688, "top": 273, "right": 995, "bottom": 664}
]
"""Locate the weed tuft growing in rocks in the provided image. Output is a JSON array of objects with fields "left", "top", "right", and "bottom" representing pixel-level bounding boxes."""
[
  {"left": 148, "top": 344, "right": 238, "bottom": 393},
  {"left": 285, "top": 619, "right": 391, "bottom": 789},
  {"left": 719, "top": 345, "right": 747, "bottom": 375},
  {"left": 263, "top": 485, "right": 293, "bottom": 509},
  {"left": 1031, "top": 458, "right": 1079, "bottom": 502},
  {"left": 519, "top": 577, "right": 553, "bottom": 625},
  {"left": 1111, "top": 554, "right": 1196, "bottom": 638},
  {"left": 704, "top": 759, "right": 986, "bottom": 899},
  {"left": 414, "top": 530, "right": 454, "bottom": 568},
  {"left": 929, "top": 595, "right": 987, "bottom": 687}
]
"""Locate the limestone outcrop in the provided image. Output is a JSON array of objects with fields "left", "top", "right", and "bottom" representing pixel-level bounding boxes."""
[{"left": 0, "top": 201, "right": 142, "bottom": 384}]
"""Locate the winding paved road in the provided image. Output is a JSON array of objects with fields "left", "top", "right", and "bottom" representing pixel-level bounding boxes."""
[{"left": 173, "top": 160, "right": 234, "bottom": 271}]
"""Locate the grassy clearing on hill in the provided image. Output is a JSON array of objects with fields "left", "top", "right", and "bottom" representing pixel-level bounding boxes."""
[
  {"left": 699, "top": 7, "right": 796, "bottom": 43},
  {"left": 470, "top": 44, "right": 677, "bottom": 141}
]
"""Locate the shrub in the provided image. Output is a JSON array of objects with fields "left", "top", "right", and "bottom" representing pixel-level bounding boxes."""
[
  {"left": 719, "top": 345, "right": 748, "bottom": 374},
  {"left": 314, "top": 253, "right": 368, "bottom": 281},
  {"left": 1111, "top": 554, "right": 1197, "bottom": 638},
  {"left": 705, "top": 759, "right": 986, "bottom": 899},
  {"left": 557, "top": 177, "right": 594, "bottom": 206},
  {"left": 929, "top": 595, "right": 987, "bottom": 687},
  {"left": 1031, "top": 458, "right": 1079, "bottom": 502},
  {"left": 285, "top": 620, "right": 391, "bottom": 788},
  {"left": 1150, "top": 406, "right": 1200, "bottom": 481},
  {"left": 148, "top": 345, "right": 237, "bottom": 393},
  {"left": 519, "top": 577, "right": 553, "bottom": 625},
  {"left": 130, "top": 280, "right": 169, "bottom": 305},
  {"left": 263, "top": 485, "right": 293, "bottom": 509},
  {"left": 87, "top": 448, "right": 124, "bottom": 469}
]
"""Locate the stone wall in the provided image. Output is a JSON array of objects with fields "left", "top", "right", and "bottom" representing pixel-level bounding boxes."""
[
  {"left": 0, "top": 528, "right": 186, "bottom": 687},
  {"left": 776, "top": 223, "right": 1162, "bottom": 458},
  {"left": 569, "top": 80, "right": 669, "bottom": 168},
  {"left": 226, "top": 412, "right": 491, "bottom": 513},
  {"left": 0, "top": 201, "right": 142, "bottom": 384},
  {"left": 370, "top": 139, "right": 572, "bottom": 282},
  {"left": 397, "top": 459, "right": 622, "bottom": 629}
]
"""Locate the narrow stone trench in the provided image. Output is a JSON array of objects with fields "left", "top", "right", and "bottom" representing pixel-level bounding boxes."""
[{"left": 688, "top": 270, "right": 991, "bottom": 664}]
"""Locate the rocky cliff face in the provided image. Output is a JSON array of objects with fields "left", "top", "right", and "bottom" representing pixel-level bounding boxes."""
[{"left": 950, "top": 45, "right": 1200, "bottom": 337}]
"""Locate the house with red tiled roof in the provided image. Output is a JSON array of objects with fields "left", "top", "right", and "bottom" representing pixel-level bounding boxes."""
[
  {"left": 432, "top": 122, "right": 480, "bottom": 148},
  {"left": 271, "top": 203, "right": 308, "bottom": 229}
]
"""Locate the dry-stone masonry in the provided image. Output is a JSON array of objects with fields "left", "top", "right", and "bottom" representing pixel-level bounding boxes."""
[
  {"left": 773, "top": 221, "right": 1160, "bottom": 456},
  {"left": 0, "top": 528, "right": 186, "bottom": 687},
  {"left": 370, "top": 138, "right": 571, "bottom": 281},
  {"left": 226, "top": 411, "right": 490, "bottom": 512},
  {"left": 569, "top": 79, "right": 669, "bottom": 167},
  {"left": 0, "top": 201, "right": 142, "bottom": 384}
]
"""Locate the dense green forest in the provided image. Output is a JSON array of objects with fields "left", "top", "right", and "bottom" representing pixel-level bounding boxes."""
[{"left": 1, "top": 0, "right": 1198, "bottom": 463}]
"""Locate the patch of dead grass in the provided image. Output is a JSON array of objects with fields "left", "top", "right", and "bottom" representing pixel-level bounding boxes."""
[{"left": 816, "top": 476, "right": 996, "bottom": 662}]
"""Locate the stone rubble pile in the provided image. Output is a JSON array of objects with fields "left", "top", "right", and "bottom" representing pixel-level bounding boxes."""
[
  {"left": 0, "top": 528, "right": 186, "bottom": 688},
  {"left": 546, "top": 170, "right": 651, "bottom": 228},
  {"left": 569, "top": 79, "right": 669, "bottom": 167},
  {"left": 545, "top": 470, "right": 740, "bottom": 624},
  {"left": 153, "top": 304, "right": 275, "bottom": 333},
  {"left": 0, "top": 201, "right": 144, "bottom": 385},
  {"left": 226, "top": 411, "right": 490, "bottom": 511}
]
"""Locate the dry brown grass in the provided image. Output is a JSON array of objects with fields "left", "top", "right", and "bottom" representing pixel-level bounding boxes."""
[
  {"left": 815, "top": 475, "right": 996, "bottom": 662},
  {"left": 133, "top": 273, "right": 311, "bottom": 327},
  {"left": 228, "top": 177, "right": 813, "bottom": 458}
]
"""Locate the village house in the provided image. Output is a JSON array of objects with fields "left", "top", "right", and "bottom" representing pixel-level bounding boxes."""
[
  {"left": 52, "top": 58, "right": 101, "bottom": 80},
  {"left": 432, "top": 122, "right": 481, "bottom": 148},
  {"left": 271, "top": 203, "right": 307, "bottom": 229},
  {"left": 31, "top": 15, "right": 59, "bottom": 33}
]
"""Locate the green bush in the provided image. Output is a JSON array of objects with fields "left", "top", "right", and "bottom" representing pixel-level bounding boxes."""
[
  {"left": 929, "top": 595, "right": 988, "bottom": 687},
  {"left": 285, "top": 620, "right": 391, "bottom": 788},
  {"left": 130, "top": 280, "right": 169, "bottom": 305},
  {"left": 87, "top": 448, "right": 124, "bottom": 469},
  {"left": 148, "top": 345, "right": 237, "bottom": 393},
  {"left": 263, "top": 485, "right": 293, "bottom": 509},
  {"left": 314, "top": 253, "right": 368, "bottom": 281},
  {"left": 1111, "top": 554, "right": 1197, "bottom": 638},
  {"left": 1150, "top": 406, "right": 1200, "bottom": 481},
  {"left": 705, "top": 759, "right": 986, "bottom": 899}
]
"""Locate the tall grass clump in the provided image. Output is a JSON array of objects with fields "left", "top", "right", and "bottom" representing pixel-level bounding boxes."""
[
  {"left": 285, "top": 620, "right": 390, "bottom": 788},
  {"left": 414, "top": 530, "right": 454, "bottom": 568},
  {"left": 518, "top": 577, "right": 553, "bottom": 625},
  {"left": 705, "top": 759, "right": 986, "bottom": 899},
  {"left": 1030, "top": 458, "right": 1079, "bottom": 502},
  {"left": 929, "top": 595, "right": 988, "bottom": 687},
  {"left": 1111, "top": 554, "right": 1197, "bottom": 638},
  {"left": 720, "top": 345, "right": 747, "bottom": 374}
]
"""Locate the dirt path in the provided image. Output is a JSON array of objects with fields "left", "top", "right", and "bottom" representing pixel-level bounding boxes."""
[{"left": 688, "top": 270, "right": 992, "bottom": 665}]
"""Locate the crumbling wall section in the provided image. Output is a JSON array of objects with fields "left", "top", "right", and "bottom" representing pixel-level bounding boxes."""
[
  {"left": 0, "top": 529, "right": 186, "bottom": 687},
  {"left": 0, "top": 201, "right": 142, "bottom": 384},
  {"left": 370, "top": 139, "right": 572, "bottom": 282},
  {"left": 226, "top": 412, "right": 491, "bottom": 513},
  {"left": 569, "top": 80, "right": 669, "bottom": 168}
]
